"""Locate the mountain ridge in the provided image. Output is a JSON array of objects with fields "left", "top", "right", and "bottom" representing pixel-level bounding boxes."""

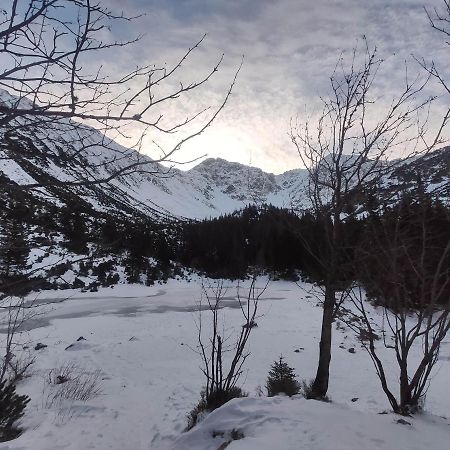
[
  {"left": 2, "top": 127, "right": 449, "bottom": 221},
  {"left": 0, "top": 86, "right": 449, "bottom": 221}
]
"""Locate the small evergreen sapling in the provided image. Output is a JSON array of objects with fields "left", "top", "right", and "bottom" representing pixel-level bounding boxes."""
[
  {"left": 266, "top": 356, "right": 300, "bottom": 397},
  {"left": 0, "top": 380, "right": 30, "bottom": 441}
]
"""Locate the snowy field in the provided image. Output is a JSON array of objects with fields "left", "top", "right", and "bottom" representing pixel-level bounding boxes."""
[{"left": 0, "top": 279, "right": 449, "bottom": 450}]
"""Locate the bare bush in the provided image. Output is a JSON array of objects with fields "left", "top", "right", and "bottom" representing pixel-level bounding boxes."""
[
  {"left": 43, "top": 362, "right": 102, "bottom": 409},
  {"left": 188, "top": 277, "right": 267, "bottom": 428},
  {"left": 5, "top": 353, "right": 35, "bottom": 384}
]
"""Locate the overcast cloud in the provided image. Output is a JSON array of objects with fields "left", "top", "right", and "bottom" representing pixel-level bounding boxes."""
[{"left": 102, "top": 0, "right": 450, "bottom": 173}]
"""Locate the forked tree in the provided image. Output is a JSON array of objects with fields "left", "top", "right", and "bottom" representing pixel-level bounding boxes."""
[
  {"left": 348, "top": 195, "right": 450, "bottom": 414},
  {"left": 289, "top": 40, "right": 448, "bottom": 399}
]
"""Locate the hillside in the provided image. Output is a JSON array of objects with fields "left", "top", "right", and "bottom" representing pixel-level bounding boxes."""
[
  {"left": 1, "top": 91, "right": 448, "bottom": 222},
  {"left": 0, "top": 129, "right": 310, "bottom": 221},
  {"left": 1, "top": 89, "right": 449, "bottom": 295},
  {"left": 0, "top": 100, "right": 449, "bottom": 450}
]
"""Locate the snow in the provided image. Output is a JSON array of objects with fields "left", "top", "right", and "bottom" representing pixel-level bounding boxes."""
[
  {"left": 0, "top": 279, "right": 449, "bottom": 449},
  {"left": 104, "top": 158, "right": 310, "bottom": 220},
  {"left": 172, "top": 396, "right": 450, "bottom": 450},
  {"left": 0, "top": 151, "right": 37, "bottom": 185},
  {"left": 2, "top": 85, "right": 449, "bottom": 220},
  {"left": 0, "top": 88, "right": 312, "bottom": 219}
]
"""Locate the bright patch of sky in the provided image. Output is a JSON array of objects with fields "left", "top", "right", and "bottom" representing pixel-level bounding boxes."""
[{"left": 101, "top": 0, "right": 450, "bottom": 174}]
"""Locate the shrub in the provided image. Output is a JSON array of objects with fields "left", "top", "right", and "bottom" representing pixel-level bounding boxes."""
[
  {"left": 266, "top": 356, "right": 300, "bottom": 397},
  {"left": 187, "top": 386, "right": 247, "bottom": 430},
  {"left": 0, "top": 380, "right": 30, "bottom": 441},
  {"left": 44, "top": 363, "right": 102, "bottom": 408},
  {"left": 189, "top": 278, "right": 263, "bottom": 430}
]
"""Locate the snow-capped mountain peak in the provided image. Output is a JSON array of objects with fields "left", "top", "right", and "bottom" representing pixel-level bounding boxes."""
[{"left": 0, "top": 88, "right": 449, "bottom": 221}]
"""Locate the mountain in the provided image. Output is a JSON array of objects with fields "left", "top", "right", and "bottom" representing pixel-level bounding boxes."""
[
  {"left": 386, "top": 148, "right": 450, "bottom": 200},
  {"left": 0, "top": 130, "right": 310, "bottom": 221},
  {"left": 1, "top": 91, "right": 449, "bottom": 294},
  {"left": 2, "top": 118, "right": 448, "bottom": 222},
  {"left": 1, "top": 88, "right": 449, "bottom": 225}
]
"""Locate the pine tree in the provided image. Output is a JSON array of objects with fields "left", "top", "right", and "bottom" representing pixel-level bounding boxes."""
[
  {"left": 0, "top": 380, "right": 30, "bottom": 441},
  {"left": 0, "top": 219, "right": 30, "bottom": 279},
  {"left": 266, "top": 356, "right": 300, "bottom": 397},
  {"left": 60, "top": 208, "right": 89, "bottom": 254}
]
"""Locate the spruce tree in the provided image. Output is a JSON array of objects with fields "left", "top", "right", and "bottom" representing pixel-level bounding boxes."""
[
  {"left": 0, "top": 380, "right": 30, "bottom": 441},
  {"left": 0, "top": 219, "right": 30, "bottom": 279},
  {"left": 60, "top": 208, "right": 88, "bottom": 254},
  {"left": 266, "top": 356, "right": 300, "bottom": 397}
]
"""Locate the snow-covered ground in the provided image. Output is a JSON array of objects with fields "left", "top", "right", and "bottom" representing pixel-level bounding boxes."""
[{"left": 0, "top": 279, "right": 449, "bottom": 449}]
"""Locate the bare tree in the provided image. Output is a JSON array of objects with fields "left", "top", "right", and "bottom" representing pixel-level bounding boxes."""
[
  {"left": 0, "top": 0, "right": 239, "bottom": 188},
  {"left": 189, "top": 277, "right": 267, "bottom": 426},
  {"left": 0, "top": 0, "right": 239, "bottom": 325},
  {"left": 289, "top": 40, "right": 447, "bottom": 399},
  {"left": 347, "top": 195, "right": 450, "bottom": 414},
  {"left": 0, "top": 296, "right": 39, "bottom": 384}
]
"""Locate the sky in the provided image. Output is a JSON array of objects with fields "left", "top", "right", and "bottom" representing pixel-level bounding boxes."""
[{"left": 100, "top": 0, "right": 450, "bottom": 174}]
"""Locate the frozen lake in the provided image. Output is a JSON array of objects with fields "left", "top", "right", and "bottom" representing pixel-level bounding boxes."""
[{"left": 0, "top": 279, "right": 449, "bottom": 449}]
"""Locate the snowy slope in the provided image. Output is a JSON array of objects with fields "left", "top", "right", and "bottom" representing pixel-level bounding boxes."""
[
  {"left": 0, "top": 125, "right": 311, "bottom": 220},
  {"left": 172, "top": 395, "right": 450, "bottom": 450},
  {"left": 1, "top": 89, "right": 449, "bottom": 221},
  {"left": 0, "top": 87, "right": 308, "bottom": 220},
  {"left": 1, "top": 279, "right": 449, "bottom": 449}
]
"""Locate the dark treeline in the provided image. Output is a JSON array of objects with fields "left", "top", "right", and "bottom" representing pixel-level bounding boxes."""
[
  {"left": 178, "top": 204, "right": 324, "bottom": 280},
  {"left": 177, "top": 197, "right": 449, "bottom": 309},
  {"left": 0, "top": 183, "right": 182, "bottom": 294},
  {"left": 177, "top": 203, "right": 364, "bottom": 283},
  {"left": 357, "top": 193, "right": 450, "bottom": 308},
  {"left": 1, "top": 183, "right": 448, "bottom": 304}
]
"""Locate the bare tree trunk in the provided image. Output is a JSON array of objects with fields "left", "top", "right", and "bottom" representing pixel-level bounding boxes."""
[
  {"left": 399, "top": 359, "right": 412, "bottom": 412},
  {"left": 312, "top": 208, "right": 339, "bottom": 397},
  {"left": 312, "top": 284, "right": 335, "bottom": 396}
]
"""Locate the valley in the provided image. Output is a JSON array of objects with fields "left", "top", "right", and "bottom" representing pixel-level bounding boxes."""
[{"left": 1, "top": 1, "right": 450, "bottom": 447}]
